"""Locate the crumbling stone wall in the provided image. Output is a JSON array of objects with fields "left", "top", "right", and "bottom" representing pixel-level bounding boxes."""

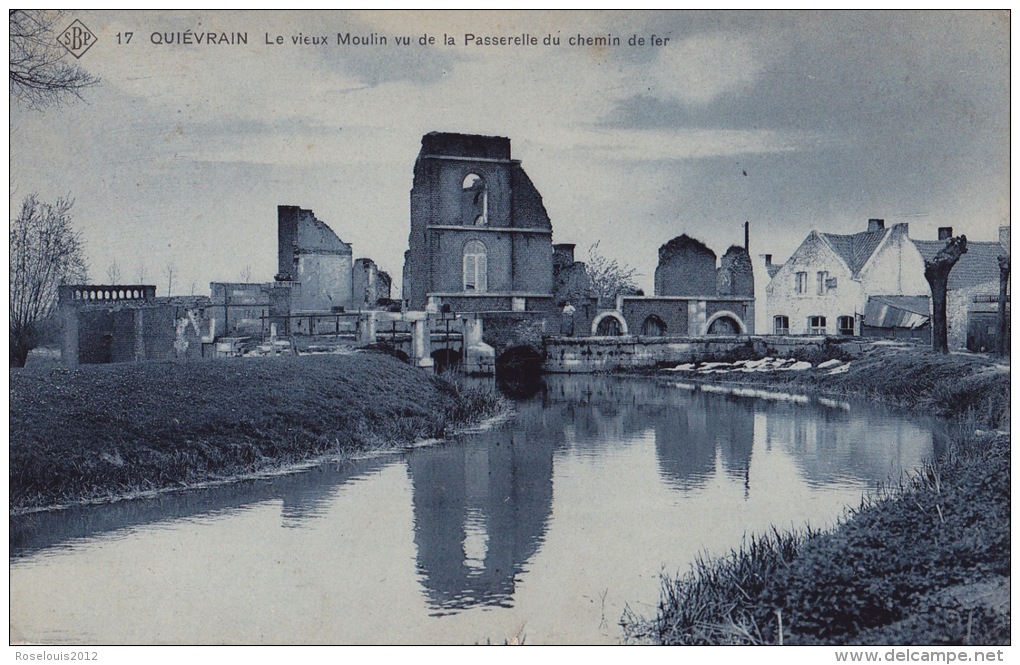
[
  {"left": 64, "top": 299, "right": 210, "bottom": 365},
  {"left": 553, "top": 243, "right": 591, "bottom": 307},
  {"left": 718, "top": 246, "right": 754, "bottom": 297},
  {"left": 276, "top": 205, "right": 353, "bottom": 312},
  {"left": 655, "top": 235, "right": 718, "bottom": 297},
  {"left": 353, "top": 258, "right": 392, "bottom": 310}
]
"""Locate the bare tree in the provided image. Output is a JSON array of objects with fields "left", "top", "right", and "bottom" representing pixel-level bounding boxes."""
[
  {"left": 105, "top": 260, "right": 121, "bottom": 284},
  {"left": 239, "top": 264, "right": 253, "bottom": 283},
  {"left": 135, "top": 261, "right": 147, "bottom": 284},
  {"left": 997, "top": 254, "right": 1009, "bottom": 357},
  {"left": 163, "top": 262, "right": 176, "bottom": 297},
  {"left": 923, "top": 235, "right": 967, "bottom": 354},
  {"left": 9, "top": 193, "right": 88, "bottom": 366},
  {"left": 9, "top": 10, "right": 100, "bottom": 109},
  {"left": 585, "top": 240, "right": 642, "bottom": 303}
]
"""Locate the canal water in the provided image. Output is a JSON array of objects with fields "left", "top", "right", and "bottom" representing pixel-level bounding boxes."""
[{"left": 10, "top": 376, "right": 945, "bottom": 645}]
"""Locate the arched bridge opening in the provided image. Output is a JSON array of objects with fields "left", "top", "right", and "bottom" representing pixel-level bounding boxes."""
[
  {"left": 495, "top": 344, "right": 544, "bottom": 378},
  {"left": 431, "top": 348, "right": 462, "bottom": 374}
]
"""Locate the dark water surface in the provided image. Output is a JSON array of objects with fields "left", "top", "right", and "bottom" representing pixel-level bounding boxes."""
[{"left": 10, "top": 376, "right": 945, "bottom": 644}]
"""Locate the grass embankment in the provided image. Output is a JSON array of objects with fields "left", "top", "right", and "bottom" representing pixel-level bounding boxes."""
[
  {"left": 626, "top": 347, "right": 1010, "bottom": 645},
  {"left": 10, "top": 352, "right": 506, "bottom": 513},
  {"left": 658, "top": 344, "right": 1009, "bottom": 425}
]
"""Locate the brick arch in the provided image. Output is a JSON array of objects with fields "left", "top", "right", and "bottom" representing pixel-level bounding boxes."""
[
  {"left": 591, "top": 310, "right": 629, "bottom": 336},
  {"left": 704, "top": 310, "right": 747, "bottom": 335},
  {"left": 495, "top": 344, "right": 544, "bottom": 378}
]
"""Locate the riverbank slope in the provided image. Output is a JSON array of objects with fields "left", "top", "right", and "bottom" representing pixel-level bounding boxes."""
[
  {"left": 10, "top": 352, "right": 505, "bottom": 513},
  {"left": 626, "top": 346, "right": 1010, "bottom": 645},
  {"left": 655, "top": 343, "right": 1009, "bottom": 424}
]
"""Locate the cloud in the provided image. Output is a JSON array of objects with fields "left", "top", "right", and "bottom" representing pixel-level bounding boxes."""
[{"left": 647, "top": 32, "right": 772, "bottom": 106}]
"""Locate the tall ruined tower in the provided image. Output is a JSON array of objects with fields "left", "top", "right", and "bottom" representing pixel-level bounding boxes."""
[{"left": 403, "top": 132, "right": 554, "bottom": 309}]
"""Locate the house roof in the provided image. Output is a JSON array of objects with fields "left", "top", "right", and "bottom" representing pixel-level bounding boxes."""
[
  {"left": 913, "top": 240, "right": 1006, "bottom": 290},
  {"left": 819, "top": 230, "right": 887, "bottom": 277},
  {"left": 766, "top": 263, "right": 783, "bottom": 279}
]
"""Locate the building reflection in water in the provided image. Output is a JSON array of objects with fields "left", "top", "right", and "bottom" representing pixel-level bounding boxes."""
[
  {"left": 407, "top": 405, "right": 557, "bottom": 615},
  {"left": 762, "top": 401, "right": 945, "bottom": 488},
  {"left": 652, "top": 387, "right": 941, "bottom": 496},
  {"left": 407, "top": 376, "right": 939, "bottom": 614},
  {"left": 654, "top": 392, "right": 755, "bottom": 492}
]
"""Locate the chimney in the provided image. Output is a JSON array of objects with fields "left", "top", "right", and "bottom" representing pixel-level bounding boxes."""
[
  {"left": 868, "top": 218, "right": 885, "bottom": 233},
  {"left": 744, "top": 221, "right": 750, "bottom": 253},
  {"left": 938, "top": 227, "right": 953, "bottom": 241},
  {"left": 764, "top": 254, "right": 773, "bottom": 267},
  {"left": 999, "top": 225, "right": 1010, "bottom": 250}
]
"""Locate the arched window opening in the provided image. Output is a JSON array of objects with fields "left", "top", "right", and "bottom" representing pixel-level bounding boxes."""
[
  {"left": 707, "top": 316, "right": 740, "bottom": 336},
  {"left": 774, "top": 315, "right": 790, "bottom": 335},
  {"left": 461, "top": 173, "right": 488, "bottom": 226},
  {"left": 641, "top": 315, "right": 667, "bottom": 336},
  {"left": 463, "top": 240, "right": 487, "bottom": 293},
  {"left": 808, "top": 316, "right": 827, "bottom": 335},
  {"left": 596, "top": 316, "right": 623, "bottom": 336},
  {"left": 837, "top": 315, "right": 855, "bottom": 336}
]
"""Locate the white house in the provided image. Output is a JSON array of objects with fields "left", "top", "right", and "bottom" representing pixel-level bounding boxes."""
[{"left": 766, "top": 219, "right": 930, "bottom": 336}]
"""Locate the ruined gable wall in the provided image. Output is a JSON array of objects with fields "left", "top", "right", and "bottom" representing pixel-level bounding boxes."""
[
  {"left": 277, "top": 205, "right": 354, "bottom": 311},
  {"left": 718, "top": 246, "right": 754, "bottom": 297},
  {"left": 353, "top": 258, "right": 377, "bottom": 309},
  {"left": 654, "top": 237, "right": 717, "bottom": 297}
]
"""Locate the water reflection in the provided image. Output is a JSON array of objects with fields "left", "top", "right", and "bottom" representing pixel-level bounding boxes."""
[
  {"left": 408, "top": 415, "right": 556, "bottom": 614},
  {"left": 404, "top": 376, "right": 940, "bottom": 616},
  {"left": 10, "top": 457, "right": 392, "bottom": 558},
  {"left": 763, "top": 403, "right": 947, "bottom": 488},
  {"left": 654, "top": 394, "right": 755, "bottom": 492}
]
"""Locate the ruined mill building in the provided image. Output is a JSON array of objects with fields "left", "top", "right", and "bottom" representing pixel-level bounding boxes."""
[
  {"left": 401, "top": 131, "right": 756, "bottom": 350},
  {"left": 402, "top": 132, "right": 555, "bottom": 313}
]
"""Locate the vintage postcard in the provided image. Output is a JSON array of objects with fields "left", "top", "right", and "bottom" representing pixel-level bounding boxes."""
[{"left": 9, "top": 9, "right": 1010, "bottom": 655}]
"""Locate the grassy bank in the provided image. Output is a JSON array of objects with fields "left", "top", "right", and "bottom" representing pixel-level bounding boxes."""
[
  {"left": 656, "top": 344, "right": 1009, "bottom": 425},
  {"left": 625, "top": 346, "right": 1010, "bottom": 645},
  {"left": 10, "top": 352, "right": 506, "bottom": 513}
]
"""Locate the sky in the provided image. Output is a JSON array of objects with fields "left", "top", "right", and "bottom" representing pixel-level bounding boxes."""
[{"left": 10, "top": 10, "right": 1010, "bottom": 296}]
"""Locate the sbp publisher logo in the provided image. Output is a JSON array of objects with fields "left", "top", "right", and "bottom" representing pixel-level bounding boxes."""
[{"left": 58, "top": 20, "right": 97, "bottom": 59}]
